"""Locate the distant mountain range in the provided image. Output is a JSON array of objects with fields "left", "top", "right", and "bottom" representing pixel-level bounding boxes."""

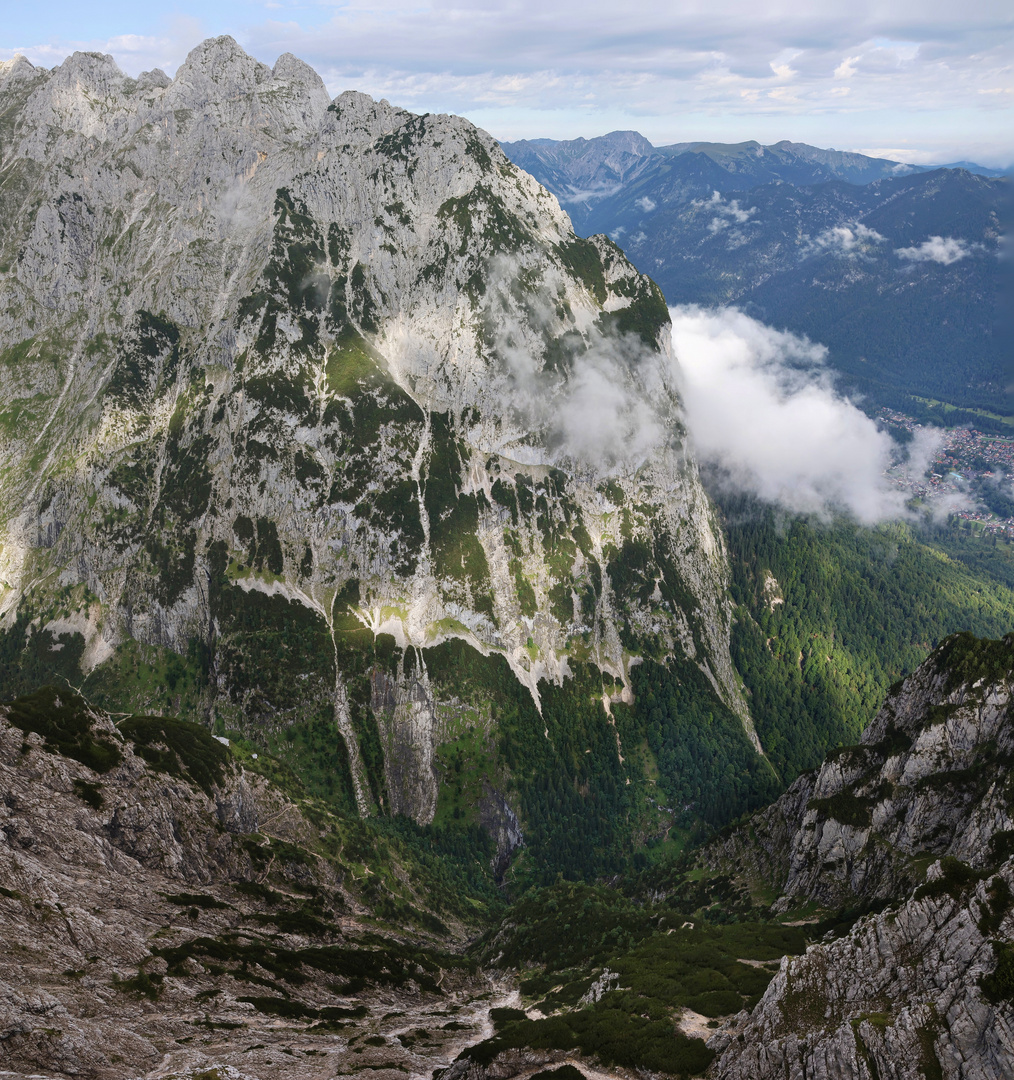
[
  {"left": 502, "top": 133, "right": 1008, "bottom": 422},
  {"left": 502, "top": 133, "right": 1007, "bottom": 228}
]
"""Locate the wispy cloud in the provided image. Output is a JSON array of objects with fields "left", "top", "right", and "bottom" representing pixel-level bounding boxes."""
[
  {"left": 696, "top": 191, "right": 757, "bottom": 234},
  {"left": 2, "top": 3, "right": 1011, "bottom": 162},
  {"left": 812, "top": 222, "right": 885, "bottom": 254}
]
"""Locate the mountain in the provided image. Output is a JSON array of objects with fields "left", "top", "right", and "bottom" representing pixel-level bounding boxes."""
[
  {"left": 934, "top": 160, "right": 1009, "bottom": 177},
  {"left": 497, "top": 130, "right": 659, "bottom": 206},
  {"left": 2, "top": 38, "right": 1013, "bottom": 1080},
  {"left": 607, "top": 168, "right": 1005, "bottom": 416},
  {"left": 446, "top": 632, "right": 1014, "bottom": 1080},
  {"left": 4, "top": 634, "right": 1010, "bottom": 1079},
  {"left": 501, "top": 133, "right": 1008, "bottom": 419},
  {"left": 707, "top": 631, "right": 1014, "bottom": 1079},
  {"left": 500, "top": 134, "right": 1003, "bottom": 232},
  {"left": 0, "top": 38, "right": 775, "bottom": 884}
]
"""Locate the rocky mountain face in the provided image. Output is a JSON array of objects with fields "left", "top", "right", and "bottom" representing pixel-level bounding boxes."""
[
  {"left": 706, "top": 632, "right": 1014, "bottom": 1079},
  {"left": 0, "top": 39, "right": 753, "bottom": 838},
  {"left": 0, "top": 686, "right": 515, "bottom": 1080}
]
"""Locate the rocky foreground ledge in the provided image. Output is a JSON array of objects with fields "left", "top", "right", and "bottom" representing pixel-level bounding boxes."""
[
  {"left": 705, "top": 632, "right": 1014, "bottom": 1080},
  {"left": 0, "top": 687, "right": 513, "bottom": 1079},
  {"left": 0, "top": 641, "right": 1011, "bottom": 1080}
]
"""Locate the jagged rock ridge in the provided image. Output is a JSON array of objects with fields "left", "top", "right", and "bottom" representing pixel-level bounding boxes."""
[
  {"left": 707, "top": 633, "right": 1014, "bottom": 1080},
  {"left": 0, "top": 38, "right": 755, "bottom": 826}
]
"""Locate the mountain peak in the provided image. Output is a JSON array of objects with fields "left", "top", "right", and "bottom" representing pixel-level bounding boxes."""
[
  {"left": 52, "top": 49, "right": 126, "bottom": 92},
  {"left": 136, "top": 68, "right": 171, "bottom": 92},
  {"left": 596, "top": 129, "right": 657, "bottom": 155},
  {"left": 270, "top": 50, "right": 332, "bottom": 118},
  {"left": 173, "top": 34, "right": 272, "bottom": 92},
  {"left": 0, "top": 40, "right": 749, "bottom": 802},
  {"left": 0, "top": 54, "right": 38, "bottom": 89}
]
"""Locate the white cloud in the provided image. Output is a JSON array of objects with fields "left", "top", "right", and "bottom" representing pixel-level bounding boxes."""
[
  {"left": 670, "top": 305, "right": 910, "bottom": 523},
  {"left": 3, "top": 2, "right": 1012, "bottom": 164},
  {"left": 635, "top": 196, "right": 656, "bottom": 212},
  {"left": 813, "top": 222, "right": 885, "bottom": 253},
  {"left": 895, "top": 236, "right": 971, "bottom": 264},
  {"left": 552, "top": 340, "right": 664, "bottom": 470},
  {"left": 479, "top": 258, "right": 666, "bottom": 475},
  {"left": 698, "top": 190, "right": 756, "bottom": 234}
]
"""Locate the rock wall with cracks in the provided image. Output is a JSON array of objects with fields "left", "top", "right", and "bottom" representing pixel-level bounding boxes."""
[
  {"left": 0, "top": 37, "right": 756, "bottom": 824},
  {"left": 703, "top": 633, "right": 1014, "bottom": 1080}
]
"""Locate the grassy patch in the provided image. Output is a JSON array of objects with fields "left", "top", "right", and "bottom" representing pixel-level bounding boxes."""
[
  {"left": 807, "top": 790, "right": 875, "bottom": 829},
  {"left": 119, "top": 714, "right": 231, "bottom": 795},
  {"left": 914, "top": 858, "right": 987, "bottom": 903},
  {"left": 72, "top": 779, "right": 104, "bottom": 809}
]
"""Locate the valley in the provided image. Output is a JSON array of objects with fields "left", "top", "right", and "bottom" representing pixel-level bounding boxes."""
[
  {"left": 0, "top": 37, "right": 1011, "bottom": 1080},
  {"left": 503, "top": 133, "right": 1007, "bottom": 425}
]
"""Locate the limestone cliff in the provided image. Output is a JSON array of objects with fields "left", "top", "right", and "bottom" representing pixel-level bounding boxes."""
[
  {"left": 707, "top": 633, "right": 1014, "bottom": 1080},
  {"left": 0, "top": 38, "right": 751, "bottom": 827}
]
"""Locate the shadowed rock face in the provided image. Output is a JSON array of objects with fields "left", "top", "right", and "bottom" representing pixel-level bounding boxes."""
[
  {"left": 704, "top": 633, "right": 1014, "bottom": 1080},
  {"left": 0, "top": 37, "right": 753, "bottom": 825}
]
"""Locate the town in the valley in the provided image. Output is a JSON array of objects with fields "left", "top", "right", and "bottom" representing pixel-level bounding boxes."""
[{"left": 878, "top": 408, "right": 1014, "bottom": 535}]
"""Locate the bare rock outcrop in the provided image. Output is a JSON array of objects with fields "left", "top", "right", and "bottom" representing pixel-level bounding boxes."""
[{"left": 707, "top": 633, "right": 1014, "bottom": 1080}]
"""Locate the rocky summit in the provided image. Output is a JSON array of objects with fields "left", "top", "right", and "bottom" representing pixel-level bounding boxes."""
[
  {"left": 0, "top": 34, "right": 1012, "bottom": 1080},
  {"left": 0, "top": 36, "right": 751, "bottom": 831}
]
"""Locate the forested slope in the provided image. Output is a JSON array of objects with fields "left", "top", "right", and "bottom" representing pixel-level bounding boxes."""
[{"left": 722, "top": 496, "right": 1014, "bottom": 780}]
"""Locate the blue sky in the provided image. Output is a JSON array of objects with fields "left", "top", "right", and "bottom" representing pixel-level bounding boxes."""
[{"left": 4, "top": 1, "right": 1012, "bottom": 165}]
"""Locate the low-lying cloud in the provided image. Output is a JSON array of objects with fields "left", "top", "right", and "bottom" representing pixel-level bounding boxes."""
[
  {"left": 813, "top": 222, "right": 885, "bottom": 253},
  {"left": 669, "top": 305, "right": 909, "bottom": 523},
  {"left": 552, "top": 339, "right": 665, "bottom": 469},
  {"left": 895, "top": 235, "right": 971, "bottom": 264},
  {"left": 479, "top": 261, "right": 668, "bottom": 475},
  {"left": 697, "top": 191, "right": 757, "bottom": 234}
]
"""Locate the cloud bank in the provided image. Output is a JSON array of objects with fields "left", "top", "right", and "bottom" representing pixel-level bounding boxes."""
[
  {"left": 669, "top": 305, "right": 908, "bottom": 523},
  {"left": 895, "top": 236, "right": 972, "bottom": 264},
  {"left": 813, "top": 222, "right": 885, "bottom": 253}
]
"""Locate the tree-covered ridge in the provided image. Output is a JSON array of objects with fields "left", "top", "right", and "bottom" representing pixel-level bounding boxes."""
[{"left": 721, "top": 496, "right": 1014, "bottom": 781}]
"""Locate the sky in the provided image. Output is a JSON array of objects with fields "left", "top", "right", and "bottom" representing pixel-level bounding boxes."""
[{"left": 3, "top": 1, "right": 1012, "bottom": 166}]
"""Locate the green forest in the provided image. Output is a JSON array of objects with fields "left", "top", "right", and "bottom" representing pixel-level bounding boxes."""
[
  {"left": 4, "top": 503, "right": 1012, "bottom": 893},
  {"left": 721, "top": 496, "right": 1014, "bottom": 781}
]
